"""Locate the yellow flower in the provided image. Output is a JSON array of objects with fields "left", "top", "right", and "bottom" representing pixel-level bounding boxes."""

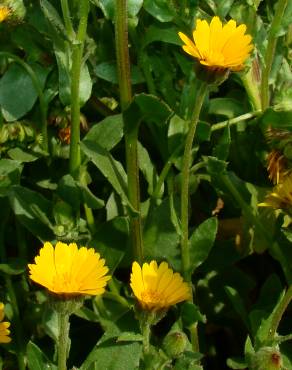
[
  {"left": 259, "top": 173, "right": 292, "bottom": 210},
  {"left": 178, "top": 16, "right": 253, "bottom": 71},
  {"left": 28, "top": 242, "right": 111, "bottom": 296},
  {"left": 0, "top": 303, "right": 11, "bottom": 343},
  {"left": 130, "top": 261, "right": 191, "bottom": 311},
  {"left": 0, "top": 6, "right": 10, "bottom": 22}
]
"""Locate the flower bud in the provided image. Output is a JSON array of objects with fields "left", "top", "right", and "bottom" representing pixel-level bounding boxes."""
[
  {"left": 162, "top": 331, "right": 188, "bottom": 358},
  {"left": 251, "top": 346, "right": 282, "bottom": 370}
]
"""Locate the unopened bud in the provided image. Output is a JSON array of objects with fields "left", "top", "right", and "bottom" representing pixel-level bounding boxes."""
[
  {"left": 251, "top": 346, "right": 282, "bottom": 370},
  {"left": 162, "top": 331, "right": 188, "bottom": 358}
]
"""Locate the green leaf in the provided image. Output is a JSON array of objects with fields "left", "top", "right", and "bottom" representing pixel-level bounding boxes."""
[
  {"left": 81, "top": 141, "right": 132, "bottom": 211},
  {"left": 0, "top": 259, "right": 26, "bottom": 275},
  {"left": 138, "top": 142, "right": 158, "bottom": 195},
  {"left": 259, "top": 108, "right": 292, "bottom": 131},
  {"left": 226, "top": 357, "right": 247, "bottom": 369},
  {"left": 39, "top": 0, "right": 67, "bottom": 40},
  {"left": 203, "top": 156, "right": 228, "bottom": 175},
  {"left": 9, "top": 185, "right": 54, "bottom": 241},
  {"left": 7, "top": 148, "right": 39, "bottom": 163},
  {"left": 0, "top": 159, "right": 22, "bottom": 196},
  {"left": 189, "top": 217, "right": 218, "bottom": 273},
  {"left": 143, "top": 0, "right": 175, "bottom": 22},
  {"left": 55, "top": 48, "right": 92, "bottom": 106},
  {"left": 224, "top": 286, "right": 250, "bottom": 330},
  {"left": 144, "top": 197, "right": 180, "bottom": 269},
  {"left": 181, "top": 302, "right": 206, "bottom": 327},
  {"left": 209, "top": 98, "right": 245, "bottom": 119},
  {"left": 57, "top": 174, "right": 81, "bottom": 211},
  {"left": 91, "top": 217, "right": 129, "bottom": 273},
  {"left": 95, "top": 62, "right": 145, "bottom": 84},
  {"left": 83, "top": 114, "right": 123, "bottom": 151},
  {"left": 27, "top": 341, "right": 55, "bottom": 370},
  {"left": 213, "top": 123, "right": 231, "bottom": 161},
  {"left": 94, "top": 0, "right": 143, "bottom": 23},
  {"left": 79, "top": 184, "right": 105, "bottom": 210},
  {"left": 80, "top": 340, "right": 142, "bottom": 370},
  {"left": 0, "top": 63, "right": 49, "bottom": 121},
  {"left": 116, "top": 332, "right": 143, "bottom": 342},
  {"left": 142, "top": 25, "right": 181, "bottom": 48}
]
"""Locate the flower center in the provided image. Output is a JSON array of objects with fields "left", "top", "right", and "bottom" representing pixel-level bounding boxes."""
[{"left": 141, "top": 290, "right": 161, "bottom": 304}]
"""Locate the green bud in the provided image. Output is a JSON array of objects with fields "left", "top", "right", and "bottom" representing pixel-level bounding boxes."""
[
  {"left": 251, "top": 346, "right": 282, "bottom": 370},
  {"left": 162, "top": 331, "right": 188, "bottom": 358}
]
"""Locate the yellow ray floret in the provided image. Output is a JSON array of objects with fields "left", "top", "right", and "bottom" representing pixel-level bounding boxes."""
[
  {"left": 130, "top": 260, "right": 191, "bottom": 311},
  {"left": 0, "top": 303, "right": 11, "bottom": 343},
  {"left": 259, "top": 173, "right": 292, "bottom": 210},
  {"left": 178, "top": 16, "right": 253, "bottom": 70},
  {"left": 0, "top": 6, "right": 10, "bottom": 23},
  {"left": 28, "top": 242, "right": 111, "bottom": 296}
]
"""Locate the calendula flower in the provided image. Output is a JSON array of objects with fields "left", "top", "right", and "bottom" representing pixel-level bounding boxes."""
[
  {"left": 130, "top": 261, "right": 191, "bottom": 311},
  {"left": 28, "top": 242, "right": 111, "bottom": 296},
  {"left": 178, "top": 16, "right": 253, "bottom": 71},
  {"left": 0, "top": 303, "right": 11, "bottom": 343},
  {"left": 0, "top": 6, "right": 10, "bottom": 22},
  {"left": 259, "top": 173, "right": 292, "bottom": 210}
]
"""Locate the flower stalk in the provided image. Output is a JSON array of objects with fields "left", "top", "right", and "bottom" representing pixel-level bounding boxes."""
[
  {"left": 260, "top": 0, "right": 288, "bottom": 110},
  {"left": 66, "top": 0, "right": 90, "bottom": 179},
  {"left": 180, "top": 82, "right": 208, "bottom": 282},
  {"left": 115, "top": 0, "right": 143, "bottom": 263},
  {"left": 57, "top": 311, "right": 70, "bottom": 370}
]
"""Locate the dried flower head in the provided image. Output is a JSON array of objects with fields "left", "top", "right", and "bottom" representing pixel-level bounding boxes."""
[
  {"left": 178, "top": 16, "right": 253, "bottom": 71},
  {"left": 266, "top": 150, "right": 287, "bottom": 185},
  {"left": 28, "top": 242, "right": 111, "bottom": 296},
  {"left": 130, "top": 261, "right": 191, "bottom": 312},
  {"left": 0, "top": 303, "right": 11, "bottom": 343}
]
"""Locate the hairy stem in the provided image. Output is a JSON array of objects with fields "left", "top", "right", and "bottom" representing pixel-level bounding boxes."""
[
  {"left": 115, "top": 0, "right": 143, "bottom": 262},
  {"left": 180, "top": 82, "right": 208, "bottom": 282},
  {"left": 69, "top": 0, "right": 90, "bottom": 178},
  {"left": 57, "top": 312, "right": 70, "bottom": 370}
]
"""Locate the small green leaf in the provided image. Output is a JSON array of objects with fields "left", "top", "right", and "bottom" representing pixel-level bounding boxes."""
[
  {"left": 0, "top": 63, "right": 49, "bottom": 121},
  {"left": 226, "top": 357, "right": 247, "bottom": 369},
  {"left": 224, "top": 286, "right": 250, "bottom": 330},
  {"left": 181, "top": 302, "right": 206, "bottom": 327},
  {"left": 189, "top": 217, "right": 218, "bottom": 273},
  {"left": 83, "top": 114, "right": 123, "bottom": 151},
  {"left": 95, "top": 62, "right": 145, "bottom": 84},
  {"left": 0, "top": 259, "right": 26, "bottom": 275},
  {"left": 27, "top": 341, "right": 55, "bottom": 370},
  {"left": 143, "top": 0, "right": 175, "bottom": 22},
  {"left": 116, "top": 332, "right": 143, "bottom": 342}
]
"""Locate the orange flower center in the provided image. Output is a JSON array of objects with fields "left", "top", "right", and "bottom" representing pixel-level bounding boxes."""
[{"left": 141, "top": 290, "right": 161, "bottom": 304}]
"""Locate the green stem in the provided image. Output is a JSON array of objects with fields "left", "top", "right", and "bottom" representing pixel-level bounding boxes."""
[
  {"left": 268, "top": 285, "right": 292, "bottom": 340},
  {"left": 211, "top": 110, "right": 262, "bottom": 132},
  {"left": 141, "top": 320, "right": 151, "bottom": 355},
  {"left": 69, "top": 0, "right": 90, "bottom": 178},
  {"left": 152, "top": 143, "right": 184, "bottom": 200},
  {"left": 260, "top": 0, "right": 288, "bottom": 110},
  {"left": 0, "top": 52, "right": 48, "bottom": 152},
  {"left": 180, "top": 82, "right": 208, "bottom": 282},
  {"left": 115, "top": 0, "right": 143, "bottom": 263},
  {"left": 276, "top": 333, "right": 292, "bottom": 343},
  {"left": 60, "top": 0, "right": 74, "bottom": 38},
  {"left": 57, "top": 312, "right": 70, "bottom": 370}
]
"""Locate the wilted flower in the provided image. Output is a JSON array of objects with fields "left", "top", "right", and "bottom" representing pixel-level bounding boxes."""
[
  {"left": 0, "top": 303, "right": 11, "bottom": 343},
  {"left": 259, "top": 173, "right": 292, "bottom": 211},
  {"left": 130, "top": 261, "right": 191, "bottom": 311},
  {"left": 28, "top": 242, "right": 111, "bottom": 296},
  {"left": 178, "top": 16, "right": 253, "bottom": 71},
  {"left": 266, "top": 150, "right": 287, "bottom": 185},
  {"left": 0, "top": 6, "right": 10, "bottom": 22}
]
